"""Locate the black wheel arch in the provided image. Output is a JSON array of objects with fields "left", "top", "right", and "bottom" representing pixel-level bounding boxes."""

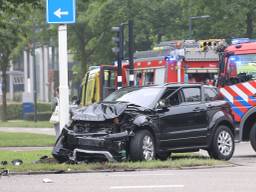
[
  {"left": 208, "top": 111, "right": 234, "bottom": 131},
  {"left": 132, "top": 123, "right": 161, "bottom": 154},
  {"left": 239, "top": 106, "right": 256, "bottom": 141},
  {"left": 207, "top": 117, "right": 235, "bottom": 147},
  {"left": 132, "top": 115, "right": 160, "bottom": 139},
  {"left": 208, "top": 111, "right": 235, "bottom": 132}
]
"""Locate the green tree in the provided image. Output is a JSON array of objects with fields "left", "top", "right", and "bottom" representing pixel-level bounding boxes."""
[
  {"left": 0, "top": 0, "right": 40, "bottom": 121},
  {"left": 186, "top": 0, "right": 256, "bottom": 39},
  {"left": 69, "top": 0, "right": 184, "bottom": 78}
]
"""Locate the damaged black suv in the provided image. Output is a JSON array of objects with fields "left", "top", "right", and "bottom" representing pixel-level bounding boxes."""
[{"left": 53, "top": 84, "right": 235, "bottom": 162}]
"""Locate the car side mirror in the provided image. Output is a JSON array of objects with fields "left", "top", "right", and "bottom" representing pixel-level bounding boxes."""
[{"left": 156, "top": 100, "right": 168, "bottom": 111}]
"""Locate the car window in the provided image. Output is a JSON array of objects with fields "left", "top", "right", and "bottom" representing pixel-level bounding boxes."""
[
  {"left": 104, "top": 87, "right": 163, "bottom": 109},
  {"left": 204, "top": 87, "right": 218, "bottom": 101},
  {"left": 168, "top": 92, "right": 181, "bottom": 106},
  {"left": 160, "top": 88, "right": 181, "bottom": 107},
  {"left": 182, "top": 87, "right": 201, "bottom": 102}
]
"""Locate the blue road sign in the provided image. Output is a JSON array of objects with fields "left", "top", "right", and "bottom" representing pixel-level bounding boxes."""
[{"left": 46, "top": 0, "right": 76, "bottom": 24}]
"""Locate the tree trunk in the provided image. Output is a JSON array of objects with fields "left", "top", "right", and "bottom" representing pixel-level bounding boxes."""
[
  {"left": 1, "top": 68, "right": 8, "bottom": 121},
  {"left": 80, "top": 47, "right": 88, "bottom": 76},
  {"left": 246, "top": 11, "right": 253, "bottom": 38},
  {"left": 157, "top": 32, "right": 162, "bottom": 44}
]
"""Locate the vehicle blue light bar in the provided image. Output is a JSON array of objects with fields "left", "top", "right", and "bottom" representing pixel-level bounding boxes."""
[
  {"left": 165, "top": 55, "right": 176, "bottom": 62},
  {"left": 231, "top": 38, "right": 256, "bottom": 45}
]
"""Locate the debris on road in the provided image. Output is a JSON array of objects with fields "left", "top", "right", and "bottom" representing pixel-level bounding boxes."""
[
  {"left": 0, "top": 169, "right": 9, "bottom": 176},
  {"left": 0, "top": 161, "right": 8, "bottom": 166},
  {"left": 33, "top": 155, "right": 58, "bottom": 164},
  {"left": 11, "top": 159, "right": 23, "bottom": 166},
  {"left": 43, "top": 178, "right": 53, "bottom": 183}
]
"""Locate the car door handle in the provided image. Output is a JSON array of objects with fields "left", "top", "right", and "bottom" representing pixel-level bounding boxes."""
[
  {"left": 206, "top": 104, "right": 214, "bottom": 108},
  {"left": 193, "top": 107, "right": 204, "bottom": 112}
]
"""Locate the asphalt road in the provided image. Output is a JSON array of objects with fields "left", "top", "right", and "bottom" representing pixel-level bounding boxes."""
[
  {"left": 1, "top": 162, "right": 255, "bottom": 192},
  {"left": 0, "top": 142, "right": 255, "bottom": 192}
]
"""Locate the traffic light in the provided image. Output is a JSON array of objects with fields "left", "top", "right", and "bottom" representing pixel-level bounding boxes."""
[
  {"left": 112, "top": 25, "right": 124, "bottom": 89},
  {"left": 111, "top": 25, "right": 124, "bottom": 59}
]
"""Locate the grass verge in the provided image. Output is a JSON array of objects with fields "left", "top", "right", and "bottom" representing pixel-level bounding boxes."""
[
  {"left": 0, "top": 150, "right": 228, "bottom": 173},
  {"left": 0, "top": 120, "right": 52, "bottom": 128},
  {"left": 0, "top": 132, "right": 55, "bottom": 147}
]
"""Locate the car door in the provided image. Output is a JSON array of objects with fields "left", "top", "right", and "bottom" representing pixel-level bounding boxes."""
[
  {"left": 203, "top": 86, "right": 224, "bottom": 132},
  {"left": 158, "top": 86, "right": 208, "bottom": 150}
]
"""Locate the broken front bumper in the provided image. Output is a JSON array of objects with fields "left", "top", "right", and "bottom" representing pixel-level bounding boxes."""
[{"left": 52, "top": 128, "right": 131, "bottom": 162}]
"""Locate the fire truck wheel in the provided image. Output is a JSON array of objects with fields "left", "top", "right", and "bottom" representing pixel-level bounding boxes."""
[
  {"left": 208, "top": 125, "right": 235, "bottom": 160},
  {"left": 249, "top": 124, "right": 256, "bottom": 152},
  {"left": 129, "top": 130, "right": 155, "bottom": 161}
]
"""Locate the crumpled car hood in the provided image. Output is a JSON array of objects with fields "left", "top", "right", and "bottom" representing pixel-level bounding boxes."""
[{"left": 72, "top": 102, "right": 128, "bottom": 121}]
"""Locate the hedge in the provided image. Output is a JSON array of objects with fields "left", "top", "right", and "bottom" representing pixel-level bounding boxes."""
[
  {"left": 23, "top": 111, "right": 52, "bottom": 121},
  {"left": 0, "top": 103, "right": 22, "bottom": 120},
  {"left": 0, "top": 103, "right": 52, "bottom": 120}
]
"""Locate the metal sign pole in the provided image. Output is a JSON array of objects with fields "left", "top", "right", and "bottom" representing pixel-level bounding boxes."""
[{"left": 58, "top": 24, "right": 69, "bottom": 131}]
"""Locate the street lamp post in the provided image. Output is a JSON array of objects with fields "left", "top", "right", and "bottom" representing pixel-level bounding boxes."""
[{"left": 189, "top": 15, "right": 210, "bottom": 39}]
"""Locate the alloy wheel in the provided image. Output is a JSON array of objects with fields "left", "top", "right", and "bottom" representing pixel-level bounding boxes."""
[
  {"left": 142, "top": 135, "right": 154, "bottom": 160},
  {"left": 217, "top": 130, "right": 233, "bottom": 156}
]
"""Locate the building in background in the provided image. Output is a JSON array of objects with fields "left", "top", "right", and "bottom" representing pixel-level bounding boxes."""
[{"left": 0, "top": 45, "right": 77, "bottom": 104}]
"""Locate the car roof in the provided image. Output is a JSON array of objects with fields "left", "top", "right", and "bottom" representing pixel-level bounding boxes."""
[
  {"left": 120, "top": 83, "right": 214, "bottom": 91},
  {"left": 164, "top": 83, "right": 202, "bottom": 88},
  {"left": 150, "top": 83, "right": 202, "bottom": 88}
]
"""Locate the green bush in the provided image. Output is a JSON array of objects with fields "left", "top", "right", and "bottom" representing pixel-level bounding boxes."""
[
  {"left": 37, "top": 103, "right": 52, "bottom": 112},
  {"left": 0, "top": 103, "right": 22, "bottom": 120},
  {"left": 0, "top": 103, "right": 52, "bottom": 120}
]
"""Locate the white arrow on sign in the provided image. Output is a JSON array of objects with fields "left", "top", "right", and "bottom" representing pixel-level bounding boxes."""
[{"left": 54, "top": 8, "right": 69, "bottom": 18}]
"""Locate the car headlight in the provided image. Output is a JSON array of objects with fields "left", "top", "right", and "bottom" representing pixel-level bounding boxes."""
[{"left": 113, "top": 118, "right": 120, "bottom": 125}]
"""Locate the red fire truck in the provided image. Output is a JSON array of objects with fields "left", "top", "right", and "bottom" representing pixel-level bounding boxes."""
[{"left": 123, "top": 39, "right": 223, "bottom": 86}]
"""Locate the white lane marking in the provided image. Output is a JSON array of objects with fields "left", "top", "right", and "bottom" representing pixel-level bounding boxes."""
[
  {"left": 110, "top": 173, "right": 174, "bottom": 177},
  {"left": 110, "top": 185, "right": 184, "bottom": 189}
]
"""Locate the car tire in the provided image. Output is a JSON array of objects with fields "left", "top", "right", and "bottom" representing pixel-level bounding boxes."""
[
  {"left": 208, "top": 125, "right": 234, "bottom": 160},
  {"left": 129, "top": 130, "right": 155, "bottom": 161},
  {"left": 249, "top": 124, "right": 256, "bottom": 152},
  {"left": 207, "top": 150, "right": 214, "bottom": 158},
  {"left": 156, "top": 152, "right": 171, "bottom": 161}
]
